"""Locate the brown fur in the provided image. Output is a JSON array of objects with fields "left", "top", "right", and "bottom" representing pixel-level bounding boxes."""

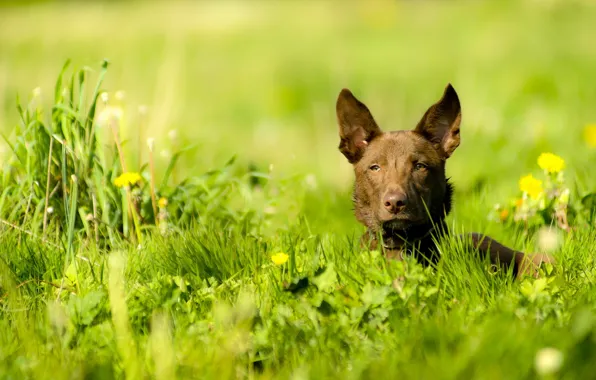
[{"left": 336, "top": 84, "right": 553, "bottom": 279}]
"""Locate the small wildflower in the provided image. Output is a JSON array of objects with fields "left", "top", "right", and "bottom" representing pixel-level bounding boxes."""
[
  {"left": 515, "top": 198, "right": 524, "bottom": 209},
  {"left": 100, "top": 92, "right": 109, "bottom": 104},
  {"left": 47, "top": 207, "right": 54, "bottom": 214},
  {"left": 147, "top": 138, "right": 155, "bottom": 152},
  {"left": 158, "top": 197, "right": 168, "bottom": 208},
  {"left": 271, "top": 252, "right": 289, "bottom": 266},
  {"left": 115, "top": 91, "right": 125, "bottom": 101},
  {"left": 537, "top": 227, "right": 562, "bottom": 253},
  {"left": 537, "top": 153, "right": 565, "bottom": 174},
  {"left": 159, "top": 219, "right": 168, "bottom": 235},
  {"left": 519, "top": 174, "right": 543, "bottom": 200},
  {"left": 96, "top": 106, "right": 123, "bottom": 127},
  {"left": 558, "top": 188, "right": 570, "bottom": 204},
  {"left": 534, "top": 347, "right": 563, "bottom": 375},
  {"left": 304, "top": 174, "right": 318, "bottom": 190},
  {"left": 499, "top": 209, "right": 509, "bottom": 221},
  {"left": 114, "top": 172, "right": 142, "bottom": 188},
  {"left": 584, "top": 124, "right": 596, "bottom": 148}
]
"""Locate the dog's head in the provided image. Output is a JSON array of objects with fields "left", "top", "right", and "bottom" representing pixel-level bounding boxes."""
[{"left": 336, "top": 84, "right": 461, "bottom": 236}]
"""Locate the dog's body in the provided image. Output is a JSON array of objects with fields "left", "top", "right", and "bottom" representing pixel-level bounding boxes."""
[{"left": 336, "top": 84, "right": 553, "bottom": 279}]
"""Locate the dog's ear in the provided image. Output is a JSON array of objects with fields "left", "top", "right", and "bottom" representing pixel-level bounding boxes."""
[
  {"left": 414, "top": 84, "right": 461, "bottom": 158},
  {"left": 336, "top": 88, "right": 382, "bottom": 164}
]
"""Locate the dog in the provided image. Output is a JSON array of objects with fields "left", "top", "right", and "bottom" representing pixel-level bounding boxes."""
[{"left": 336, "top": 84, "right": 553, "bottom": 279}]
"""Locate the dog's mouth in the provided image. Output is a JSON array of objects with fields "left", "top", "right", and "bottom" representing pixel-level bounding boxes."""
[
  {"left": 381, "top": 216, "right": 425, "bottom": 231},
  {"left": 379, "top": 215, "right": 435, "bottom": 248}
]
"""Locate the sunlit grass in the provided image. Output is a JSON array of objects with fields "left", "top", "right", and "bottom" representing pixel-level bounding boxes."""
[{"left": 1, "top": 0, "right": 596, "bottom": 379}]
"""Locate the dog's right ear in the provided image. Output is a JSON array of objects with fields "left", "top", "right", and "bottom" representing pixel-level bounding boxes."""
[{"left": 336, "top": 89, "right": 382, "bottom": 164}]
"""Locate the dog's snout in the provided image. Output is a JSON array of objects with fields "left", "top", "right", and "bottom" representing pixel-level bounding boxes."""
[{"left": 383, "top": 191, "right": 407, "bottom": 214}]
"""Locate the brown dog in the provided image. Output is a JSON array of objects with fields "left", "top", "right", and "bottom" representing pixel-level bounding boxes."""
[{"left": 336, "top": 84, "right": 553, "bottom": 279}]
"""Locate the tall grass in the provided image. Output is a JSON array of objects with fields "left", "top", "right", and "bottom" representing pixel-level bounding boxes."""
[
  {"left": 0, "top": 60, "right": 293, "bottom": 251},
  {"left": 1, "top": 219, "right": 596, "bottom": 378},
  {"left": 2, "top": 1, "right": 596, "bottom": 379}
]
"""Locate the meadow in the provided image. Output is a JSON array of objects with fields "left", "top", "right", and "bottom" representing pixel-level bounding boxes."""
[{"left": 1, "top": 0, "right": 596, "bottom": 378}]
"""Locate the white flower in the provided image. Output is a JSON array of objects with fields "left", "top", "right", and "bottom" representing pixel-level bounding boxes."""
[
  {"left": 535, "top": 347, "right": 563, "bottom": 375},
  {"left": 47, "top": 207, "right": 54, "bottom": 214},
  {"left": 96, "top": 106, "right": 123, "bottom": 127},
  {"left": 147, "top": 138, "right": 155, "bottom": 152},
  {"left": 558, "top": 188, "right": 570, "bottom": 204},
  {"left": 100, "top": 92, "right": 109, "bottom": 104},
  {"left": 304, "top": 174, "right": 318, "bottom": 190},
  {"left": 537, "top": 227, "right": 562, "bottom": 253},
  {"left": 138, "top": 105, "right": 148, "bottom": 115}
]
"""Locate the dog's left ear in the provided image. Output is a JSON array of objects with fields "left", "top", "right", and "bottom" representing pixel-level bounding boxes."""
[{"left": 414, "top": 84, "right": 461, "bottom": 158}]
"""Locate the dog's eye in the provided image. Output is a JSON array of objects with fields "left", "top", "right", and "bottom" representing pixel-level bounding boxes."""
[
  {"left": 414, "top": 163, "right": 428, "bottom": 171},
  {"left": 369, "top": 164, "right": 381, "bottom": 172}
]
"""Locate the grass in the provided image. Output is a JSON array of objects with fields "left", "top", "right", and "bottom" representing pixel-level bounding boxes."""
[{"left": 1, "top": 0, "right": 596, "bottom": 378}]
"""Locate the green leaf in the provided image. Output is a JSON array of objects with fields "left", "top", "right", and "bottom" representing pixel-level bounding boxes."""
[
  {"left": 312, "top": 263, "right": 338, "bottom": 293},
  {"left": 361, "top": 283, "right": 390, "bottom": 307},
  {"left": 423, "top": 287, "right": 439, "bottom": 298},
  {"left": 67, "top": 290, "right": 107, "bottom": 326},
  {"left": 581, "top": 193, "right": 596, "bottom": 210},
  {"left": 520, "top": 280, "right": 534, "bottom": 298}
]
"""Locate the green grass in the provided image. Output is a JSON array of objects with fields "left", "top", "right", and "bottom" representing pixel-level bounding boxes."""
[{"left": 2, "top": 0, "right": 596, "bottom": 378}]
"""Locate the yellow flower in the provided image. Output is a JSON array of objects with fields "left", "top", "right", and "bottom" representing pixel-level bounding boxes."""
[
  {"left": 519, "top": 174, "right": 543, "bottom": 200},
  {"left": 158, "top": 197, "right": 168, "bottom": 208},
  {"left": 499, "top": 209, "right": 509, "bottom": 221},
  {"left": 271, "top": 252, "right": 289, "bottom": 266},
  {"left": 584, "top": 124, "right": 596, "bottom": 148},
  {"left": 114, "top": 172, "right": 142, "bottom": 188},
  {"left": 537, "top": 153, "right": 565, "bottom": 174},
  {"left": 515, "top": 198, "right": 524, "bottom": 209}
]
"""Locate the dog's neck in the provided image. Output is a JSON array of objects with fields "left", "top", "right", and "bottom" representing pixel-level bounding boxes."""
[{"left": 364, "top": 182, "right": 453, "bottom": 264}]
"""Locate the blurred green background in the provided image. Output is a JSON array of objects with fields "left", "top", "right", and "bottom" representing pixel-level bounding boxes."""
[{"left": 1, "top": 0, "right": 595, "bottom": 235}]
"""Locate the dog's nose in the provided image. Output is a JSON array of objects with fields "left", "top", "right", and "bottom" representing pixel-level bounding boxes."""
[{"left": 383, "top": 192, "right": 407, "bottom": 214}]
